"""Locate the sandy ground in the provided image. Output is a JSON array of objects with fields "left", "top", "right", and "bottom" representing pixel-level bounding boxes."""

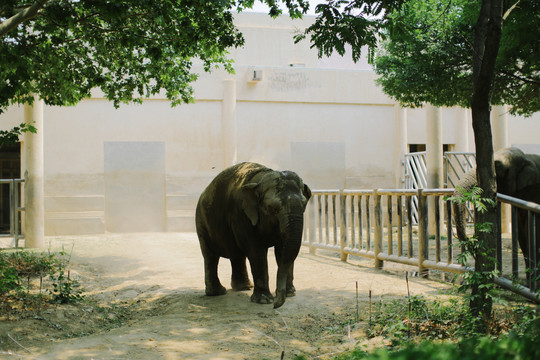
[{"left": 2, "top": 233, "right": 453, "bottom": 360}]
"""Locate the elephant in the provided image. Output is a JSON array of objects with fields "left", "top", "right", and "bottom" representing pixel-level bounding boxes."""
[
  {"left": 514, "top": 183, "right": 540, "bottom": 284},
  {"left": 195, "top": 162, "right": 311, "bottom": 308},
  {"left": 453, "top": 147, "right": 540, "bottom": 270}
]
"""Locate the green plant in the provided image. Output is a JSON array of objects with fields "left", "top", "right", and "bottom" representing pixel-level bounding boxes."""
[
  {"left": 0, "top": 257, "right": 21, "bottom": 296},
  {"left": 47, "top": 247, "right": 85, "bottom": 304},
  {"left": 48, "top": 269, "right": 84, "bottom": 304},
  {"left": 334, "top": 317, "right": 540, "bottom": 360},
  {"left": 0, "top": 247, "right": 85, "bottom": 308},
  {"left": 366, "top": 294, "right": 468, "bottom": 344},
  {"left": 447, "top": 186, "right": 499, "bottom": 329}
]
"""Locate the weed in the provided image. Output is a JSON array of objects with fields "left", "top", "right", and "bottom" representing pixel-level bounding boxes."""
[{"left": 0, "top": 246, "right": 85, "bottom": 312}]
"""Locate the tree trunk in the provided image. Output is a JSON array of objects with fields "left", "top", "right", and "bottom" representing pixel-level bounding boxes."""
[{"left": 470, "top": 0, "right": 503, "bottom": 326}]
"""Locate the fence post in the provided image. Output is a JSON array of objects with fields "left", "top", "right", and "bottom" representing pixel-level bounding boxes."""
[
  {"left": 374, "top": 189, "right": 383, "bottom": 269},
  {"left": 417, "top": 189, "right": 429, "bottom": 277},
  {"left": 340, "top": 192, "right": 348, "bottom": 262},
  {"left": 9, "top": 180, "right": 15, "bottom": 238},
  {"left": 496, "top": 202, "right": 503, "bottom": 274},
  {"left": 307, "top": 198, "right": 316, "bottom": 255},
  {"left": 511, "top": 206, "right": 519, "bottom": 279},
  {"left": 529, "top": 211, "right": 538, "bottom": 292},
  {"left": 14, "top": 180, "right": 22, "bottom": 248}
]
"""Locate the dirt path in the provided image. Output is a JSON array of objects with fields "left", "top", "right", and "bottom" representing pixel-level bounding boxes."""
[{"left": 3, "top": 233, "right": 453, "bottom": 359}]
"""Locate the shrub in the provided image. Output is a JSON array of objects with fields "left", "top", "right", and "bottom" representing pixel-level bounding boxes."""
[
  {"left": 333, "top": 318, "right": 540, "bottom": 360},
  {"left": 0, "top": 248, "right": 85, "bottom": 309}
]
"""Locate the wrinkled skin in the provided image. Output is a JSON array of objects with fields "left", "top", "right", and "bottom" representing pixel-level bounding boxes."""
[
  {"left": 453, "top": 147, "right": 540, "bottom": 268},
  {"left": 195, "top": 162, "right": 311, "bottom": 308},
  {"left": 514, "top": 184, "right": 540, "bottom": 286}
]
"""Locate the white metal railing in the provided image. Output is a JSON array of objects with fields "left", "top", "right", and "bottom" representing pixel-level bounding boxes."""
[
  {"left": 0, "top": 179, "right": 25, "bottom": 247},
  {"left": 304, "top": 188, "right": 539, "bottom": 303},
  {"left": 498, "top": 193, "right": 540, "bottom": 294},
  {"left": 443, "top": 152, "right": 476, "bottom": 188}
]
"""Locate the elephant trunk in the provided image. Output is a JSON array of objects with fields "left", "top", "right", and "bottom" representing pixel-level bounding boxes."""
[{"left": 274, "top": 214, "right": 303, "bottom": 308}]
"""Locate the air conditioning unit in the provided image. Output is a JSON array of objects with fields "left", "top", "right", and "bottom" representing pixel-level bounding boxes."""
[{"left": 247, "top": 69, "right": 263, "bottom": 83}]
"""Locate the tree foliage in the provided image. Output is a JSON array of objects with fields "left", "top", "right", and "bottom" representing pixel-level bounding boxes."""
[
  {"left": 373, "top": 0, "right": 539, "bottom": 116},
  {"left": 0, "top": 0, "right": 309, "bottom": 114},
  {"left": 295, "top": 1, "right": 405, "bottom": 62}
]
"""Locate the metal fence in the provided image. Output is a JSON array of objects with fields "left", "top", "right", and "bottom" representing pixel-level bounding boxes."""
[
  {"left": 403, "top": 151, "right": 476, "bottom": 224},
  {"left": 303, "top": 188, "right": 540, "bottom": 303},
  {"left": 0, "top": 179, "right": 25, "bottom": 247},
  {"left": 443, "top": 152, "right": 476, "bottom": 188}
]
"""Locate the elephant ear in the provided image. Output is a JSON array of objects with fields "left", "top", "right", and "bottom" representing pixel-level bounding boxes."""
[
  {"left": 516, "top": 158, "right": 540, "bottom": 192},
  {"left": 241, "top": 183, "right": 260, "bottom": 226},
  {"left": 303, "top": 183, "right": 312, "bottom": 201}
]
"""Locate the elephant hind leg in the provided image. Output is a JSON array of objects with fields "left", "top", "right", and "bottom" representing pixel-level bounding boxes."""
[
  {"left": 230, "top": 257, "right": 253, "bottom": 291},
  {"left": 203, "top": 254, "right": 227, "bottom": 296}
]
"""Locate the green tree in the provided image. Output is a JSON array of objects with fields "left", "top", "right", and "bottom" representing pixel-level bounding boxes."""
[
  {"left": 374, "top": 0, "right": 539, "bottom": 116},
  {"left": 295, "top": 0, "right": 538, "bottom": 326},
  {"left": 0, "top": 0, "right": 309, "bottom": 114},
  {"left": 0, "top": 0, "right": 243, "bottom": 113}
]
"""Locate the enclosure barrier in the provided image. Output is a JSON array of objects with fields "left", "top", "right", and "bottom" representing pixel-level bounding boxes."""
[
  {"left": 0, "top": 179, "right": 25, "bottom": 247},
  {"left": 304, "top": 188, "right": 540, "bottom": 303},
  {"left": 497, "top": 193, "right": 540, "bottom": 294}
]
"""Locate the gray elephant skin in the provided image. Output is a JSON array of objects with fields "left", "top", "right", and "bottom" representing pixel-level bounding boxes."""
[
  {"left": 195, "top": 162, "right": 311, "bottom": 308},
  {"left": 514, "top": 183, "right": 540, "bottom": 282},
  {"left": 453, "top": 147, "right": 540, "bottom": 271}
]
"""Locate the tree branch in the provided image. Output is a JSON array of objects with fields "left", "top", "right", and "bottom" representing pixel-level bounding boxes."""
[
  {"left": 0, "top": 0, "right": 49, "bottom": 37},
  {"left": 503, "top": 0, "right": 520, "bottom": 20},
  {"left": 499, "top": 70, "right": 540, "bottom": 85}
]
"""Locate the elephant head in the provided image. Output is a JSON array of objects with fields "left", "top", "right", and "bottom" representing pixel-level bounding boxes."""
[
  {"left": 240, "top": 170, "right": 311, "bottom": 308},
  {"left": 494, "top": 147, "right": 540, "bottom": 195}
]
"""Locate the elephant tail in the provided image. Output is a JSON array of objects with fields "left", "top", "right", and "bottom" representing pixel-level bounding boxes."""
[
  {"left": 453, "top": 201, "right": 470, "bottom": 242},
  {"left": 451, "top": 169, "right": 477, "bottom": 243}
]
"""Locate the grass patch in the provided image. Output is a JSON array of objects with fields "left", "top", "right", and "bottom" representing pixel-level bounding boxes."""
[{"left": 0, "top": 246, "right": 85, "bottom": 316}]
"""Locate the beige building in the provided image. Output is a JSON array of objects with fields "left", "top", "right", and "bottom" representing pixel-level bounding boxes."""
[{"left": 1, "top": 13, "right": 539, "bottom": 239}]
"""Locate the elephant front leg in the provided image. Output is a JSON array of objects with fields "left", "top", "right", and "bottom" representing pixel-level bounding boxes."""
[
  {"left": 248, "top": 251, "right": 273, "bottom": 304},
  {"left": 203, "top": 254, "right": 227, "bottom": 296},
  {"left": 285, "top": 262, "right": 296, "bottom": 297}
]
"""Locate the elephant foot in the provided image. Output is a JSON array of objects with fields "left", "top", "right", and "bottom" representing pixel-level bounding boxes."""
[
  {"left": 286, "top": 285, "right": 296, "bottom": 297},
  {"left": 273, "top": 291, "right": 286, "bottom": 309},
  {"left": 251, "top": 290, "right": 274, "bottom": 304},
  {"left": 205, "top": 284, "right": 227, "bottom": 296},
  {"left": 231, "top": 278, "right": 253, "bottom": 291}
]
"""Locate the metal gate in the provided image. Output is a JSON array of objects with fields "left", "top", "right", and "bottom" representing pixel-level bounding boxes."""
[
  {"left": 403, "top": 152, "right": 476, "bottom": 223},
  {"left": 443, "top": 152, "right": 476, "bottom": 188},
  {"left": 0, "top": 179, "right": 25, "bottom": 247}
]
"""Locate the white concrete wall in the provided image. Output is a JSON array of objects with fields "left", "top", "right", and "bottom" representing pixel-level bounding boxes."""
[{"left": 1, "top": 12, "right": 539, "bottom": 235}]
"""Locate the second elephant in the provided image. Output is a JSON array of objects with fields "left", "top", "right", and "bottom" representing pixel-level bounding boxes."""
[{"left": 453, "top": 147, "right": 540, "bottom": 269}]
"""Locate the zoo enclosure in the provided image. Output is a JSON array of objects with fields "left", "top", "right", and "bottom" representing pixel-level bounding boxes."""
[
  {"left": 303, "top": 188, "right": 539, "bottom": 303},
  {"left": 0, "top": 179, "right": 25, "bottom": 247}
]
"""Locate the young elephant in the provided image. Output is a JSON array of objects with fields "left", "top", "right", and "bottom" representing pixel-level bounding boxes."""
[{"left": 195, "top": 162, "right": 311, "bottom": 308}]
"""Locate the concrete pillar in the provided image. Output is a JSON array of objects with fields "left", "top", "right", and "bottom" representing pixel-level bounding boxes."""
[
  {"left": 426, "top": 105, "right": 443, "bottom": 189},
  {"left": 394, "top": 105, "right": 408, "bottom": 188},
  {"left": 222, "top": 79, "right": 237, "bottom": 168},
  {"left": 492, "top": 105, "right": 510, "bottom": 233},
  {"left": 455, "top": 107, "right": 470, "bottom": 152},
  {"left": 426, "top": 104, "right": 443, "bottom": 234},
  {"left": 491, "top": 105, "right": 508, "bottom": 151},
  {"left": 23, "top": 94, "right": 45, "bottom": 248}
]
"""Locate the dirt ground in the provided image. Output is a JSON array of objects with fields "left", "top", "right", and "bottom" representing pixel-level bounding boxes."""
[{"left": 1, "top": 233, "right": 453, "bottom": 359}]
